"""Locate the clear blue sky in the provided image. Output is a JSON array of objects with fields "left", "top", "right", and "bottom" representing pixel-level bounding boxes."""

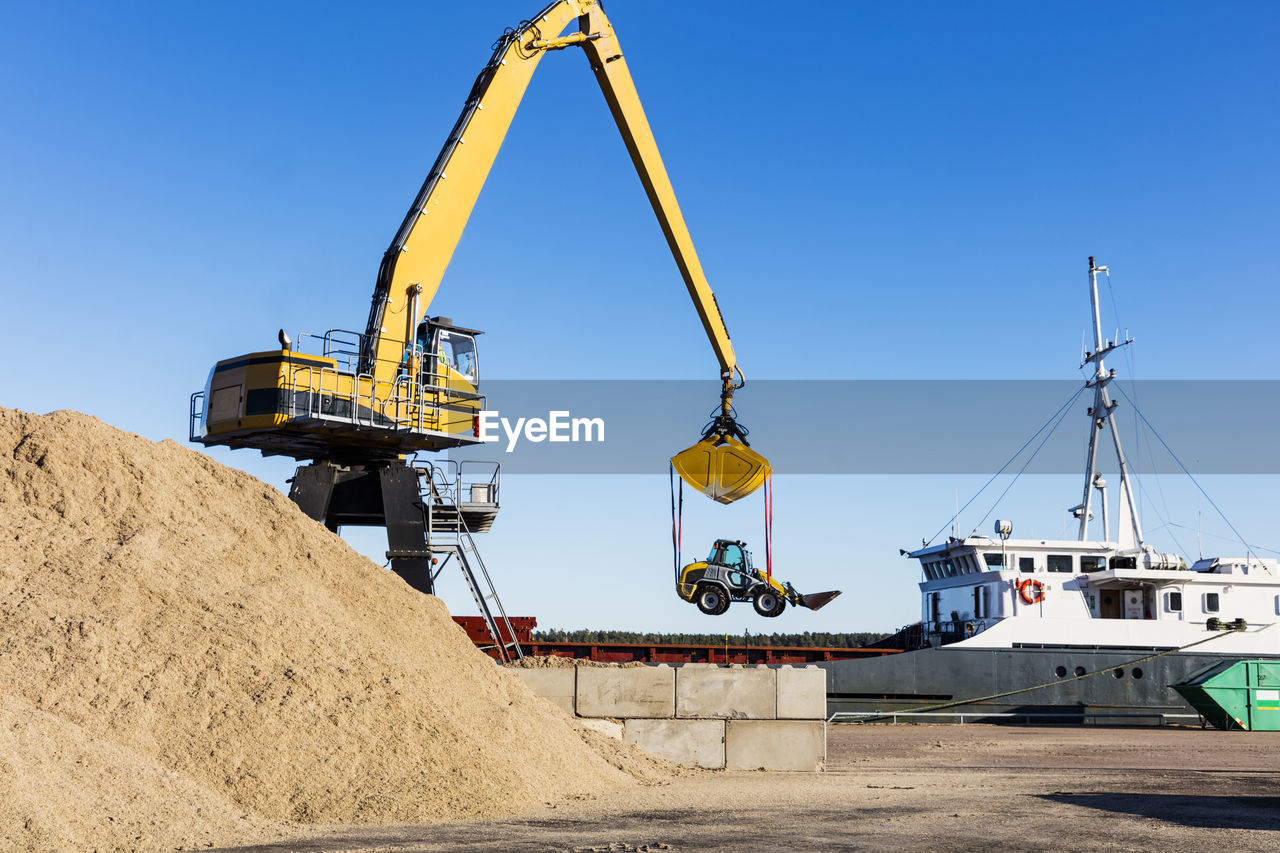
[{"left": 2, "top": 1, "right": 1277, "bottom": 634}]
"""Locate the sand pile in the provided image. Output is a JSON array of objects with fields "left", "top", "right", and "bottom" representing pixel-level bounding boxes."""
[{"left": 0, "top": 407, "right": 670, "bottom": 851}]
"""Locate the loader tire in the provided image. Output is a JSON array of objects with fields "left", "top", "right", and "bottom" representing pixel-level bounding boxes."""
[
  {"left": 696, "top": 585, "right": 730, "bottom": 616},
  {"left": 752, "top": 589, "right": 786, "bottom": 618}
]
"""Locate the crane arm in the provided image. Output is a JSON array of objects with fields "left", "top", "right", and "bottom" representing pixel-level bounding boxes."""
[
  {"left": 575, "top": 3, "right": 739, "bottom": 388},
  {"left": 361, "top": 0, "right": 739, "bottom": 402}
]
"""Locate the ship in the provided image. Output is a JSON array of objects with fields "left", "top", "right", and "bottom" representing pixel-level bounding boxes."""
[{"left": 820, "top": 258, "right": 1280, "bottom": 724}]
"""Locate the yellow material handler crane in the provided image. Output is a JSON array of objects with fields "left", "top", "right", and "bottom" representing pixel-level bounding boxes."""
[{"left": 190, "top": 1, "right": 768, "bottom": 594}]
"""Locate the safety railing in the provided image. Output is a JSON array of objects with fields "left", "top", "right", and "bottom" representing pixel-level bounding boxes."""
[
  {"left": 459, "top": 460, "right": 501, "bottom": 506},
  {"left": 412, "top": 458, "right": 458, "bottom": 505},
  {"left": 278, "top": 339, "right": 484, "bottom": 439},
  {"left": 410, "top": 459, "right": 501, "bottom": 508},
  {"left": 289, "top": 329, "right": 364, "bottom": 372},
  {"left": 188, "top": 391, "right": 206, "bottom": 441}
]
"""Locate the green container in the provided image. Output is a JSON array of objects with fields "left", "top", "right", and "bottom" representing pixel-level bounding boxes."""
[{"left": 1172, "top": 660, "right": 1280, "bottom": 731}]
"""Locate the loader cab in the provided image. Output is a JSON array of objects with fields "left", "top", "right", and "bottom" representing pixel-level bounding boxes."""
[
  {"left": 709, "top": 539, "right": 753, "bottom": 574},
  {"left": 416, "top": 317, "right": 481, "bottom": 387}
]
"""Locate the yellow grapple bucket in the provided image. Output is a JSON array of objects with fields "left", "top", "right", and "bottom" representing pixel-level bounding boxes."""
[{"left": 671, "top": 434, "right": 771, "bottom": 504}]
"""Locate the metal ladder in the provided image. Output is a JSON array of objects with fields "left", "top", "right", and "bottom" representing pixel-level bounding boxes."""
[{"left": 418, "top": 463, "right": 524, "bottom": 663}]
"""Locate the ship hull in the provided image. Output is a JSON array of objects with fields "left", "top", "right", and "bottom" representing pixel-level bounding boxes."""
[{"left": 818, "top": 646, "right": 1280, "bottom": 724}]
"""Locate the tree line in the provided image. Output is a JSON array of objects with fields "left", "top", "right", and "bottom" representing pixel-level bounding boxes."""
[{"left": 529, "top": 629, "right": 889, "bottom": 648}]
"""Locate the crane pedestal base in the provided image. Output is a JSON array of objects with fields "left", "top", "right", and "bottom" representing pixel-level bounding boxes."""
[{"left": 288, "top": 461, "right": 433, "bottom": 595}]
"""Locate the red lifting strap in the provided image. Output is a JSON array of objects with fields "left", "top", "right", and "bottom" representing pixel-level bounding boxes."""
[
  {"left": 670, "top": 463, "right": 683, "bottom": 583},
  {"left": 763, "top": 475, "right": 773, "bottom": 580}
]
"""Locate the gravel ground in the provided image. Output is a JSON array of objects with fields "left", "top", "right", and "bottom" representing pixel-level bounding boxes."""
[{"left": 214, "top": 723, "right": 1280, "bottom": 852}]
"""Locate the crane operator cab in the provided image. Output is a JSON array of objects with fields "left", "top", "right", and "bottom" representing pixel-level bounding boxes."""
[{"left": 410, "top": 317, "right": 480, "bottom": 390}]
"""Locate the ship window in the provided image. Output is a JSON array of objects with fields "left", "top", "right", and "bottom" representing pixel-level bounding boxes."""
[
  {"left": 1019, "top": 557, "right": 1036, "bottom": 573},
  {"left": 1166, "top": 591, "right": 1182, "bottom": 612},
  {"left": 1111, "top": 555, "right": 1137, "bottom": 569},
  {"left": 1205, "top": 592, "right": 1220, "bottom": 613},
  {"left": 984, "top": 552, "right": 1004, "bottom": 569},
  {"left": 944, "top": 559, "right": 956, "bottom": 577},
  {"left": 1048, "top": 554, "right": 1074, "bottom": 573},
  {"left": 1081, "top": 556, "right": 1106, "bottom": 573}
]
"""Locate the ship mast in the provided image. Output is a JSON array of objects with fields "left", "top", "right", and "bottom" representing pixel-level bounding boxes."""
[{"left": 1075, "top": 257, "right": 1143, "bottom": 548}]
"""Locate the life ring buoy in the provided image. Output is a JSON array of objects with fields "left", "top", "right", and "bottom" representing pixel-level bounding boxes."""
[{"left": 1018, "top": 578, "right": 1045, "bottom": 605}]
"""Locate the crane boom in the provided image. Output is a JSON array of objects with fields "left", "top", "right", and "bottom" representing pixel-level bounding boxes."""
[{"left": 361, "top": 0, "right": 737, "bottom": 390}]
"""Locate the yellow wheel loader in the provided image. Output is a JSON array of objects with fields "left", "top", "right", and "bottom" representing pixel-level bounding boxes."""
[{"left": 676, "top": 540, "right": 842, "bottom": 618}]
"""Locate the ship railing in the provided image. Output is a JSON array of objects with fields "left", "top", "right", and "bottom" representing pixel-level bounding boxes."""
[
  {"left": 829, "top": 710, "right": 1204, "bottom": 726},
  {"left": 924, "top": 619, "right": 987, "bottom": 644}
]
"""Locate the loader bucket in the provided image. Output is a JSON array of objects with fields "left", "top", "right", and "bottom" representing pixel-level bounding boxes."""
[
  {"left": 671, "top": 434, "right": 771, "bottom": 504},
  {"left": 797, "top": 590, "right": 842, "bottom": 611}
]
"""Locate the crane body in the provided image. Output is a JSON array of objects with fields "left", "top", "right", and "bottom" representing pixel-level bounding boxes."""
[
  {"left": 192, "top": 0, "right": 765, "bottom": 497},
  {"left": 188, "top": 0, "right": 771, "bottom": 599}
]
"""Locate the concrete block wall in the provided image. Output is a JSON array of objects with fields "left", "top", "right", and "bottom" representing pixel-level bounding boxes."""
[
  {"left": 726, "top": 720, "right": 826, "bottom": 771},
  {"left": 576, "top": 664, "right": 676, "bottom": 718},
  {"left": 512, "top": 667, "right": 575, "bottom": 714},
  {"left": 624, "top": 719, "right": 726, "bottom": 769},
  {"left": 514, "top": 664, "right": 825, "bottom": 771},
  {"left": 676, "top": 664, "right": 776, "bottom": 719}
]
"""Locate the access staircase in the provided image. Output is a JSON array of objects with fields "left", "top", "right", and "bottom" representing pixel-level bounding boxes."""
[{"left": 414, "top": 461, "right": 524, "bottom": 662}]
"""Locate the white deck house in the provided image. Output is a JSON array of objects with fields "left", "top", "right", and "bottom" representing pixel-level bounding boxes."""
[{"left": 910, "top": 535, "right": 1280, "bottom": 654}]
